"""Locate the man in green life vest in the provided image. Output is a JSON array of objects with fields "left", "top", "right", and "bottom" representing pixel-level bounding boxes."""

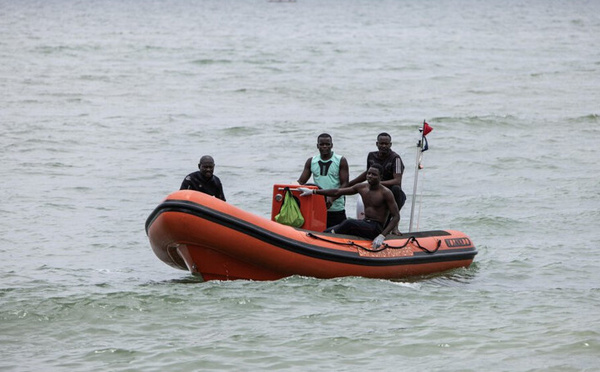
[{"left": 297, "top": 133, "right": 349, "bottom": 228}]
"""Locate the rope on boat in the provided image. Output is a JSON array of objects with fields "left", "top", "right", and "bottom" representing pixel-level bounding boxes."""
[
  {"left": 385, "top": 236, "right": 441, "bottom": 254},
  {"left": 306, "top": 233, "right": 441, "bottom": 254}
]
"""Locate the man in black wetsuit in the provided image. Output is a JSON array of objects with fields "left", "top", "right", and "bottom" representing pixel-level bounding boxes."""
[
  {"left": 180, "top": 155, "right": 226, "bottom": 201},
  {"left": 348, "top": 132, "right": 405, "bottom": 234}
]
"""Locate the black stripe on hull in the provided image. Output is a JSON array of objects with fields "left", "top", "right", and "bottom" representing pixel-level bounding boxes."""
[{"left": 146, "top": 200, "right": 477, "bottom": 267}]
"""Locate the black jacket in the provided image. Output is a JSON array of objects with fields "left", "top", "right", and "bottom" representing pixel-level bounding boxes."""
[{"left": 180, "top": 171, "right": 226, "bottom": 201}]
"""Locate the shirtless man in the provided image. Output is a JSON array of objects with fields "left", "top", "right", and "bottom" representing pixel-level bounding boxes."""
[
  {"left": 348, "top": 133, "right": 405, "bottom": 235},
  {"left": 298, "top": 164, "right": 400, "bottom": 248}
]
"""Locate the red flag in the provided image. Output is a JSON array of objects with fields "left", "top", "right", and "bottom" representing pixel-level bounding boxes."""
[{"left": 423, "top": 122, "right": 433, "bottom": 136}]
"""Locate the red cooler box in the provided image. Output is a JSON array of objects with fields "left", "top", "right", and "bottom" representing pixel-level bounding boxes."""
[{"left": 271, "top": 184, "right": 327, "bottom": 232}]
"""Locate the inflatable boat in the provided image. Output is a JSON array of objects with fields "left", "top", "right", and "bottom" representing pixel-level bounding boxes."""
[{"left": 145, "top": 185, "right": 477, "bottom": 281}]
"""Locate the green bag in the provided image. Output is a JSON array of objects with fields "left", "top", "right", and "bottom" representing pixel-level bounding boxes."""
[{"left": 275, "top": 188, "right": 305, "bottom": 228}]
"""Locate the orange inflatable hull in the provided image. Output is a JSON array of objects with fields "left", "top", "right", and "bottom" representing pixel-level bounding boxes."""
[{"left": 145, "top": 190, "right": 477, "bottom": 281}]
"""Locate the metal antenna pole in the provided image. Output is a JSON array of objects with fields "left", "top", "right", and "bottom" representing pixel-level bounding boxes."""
[
  {"left": 408, "top": 133, "right": 423, "bottom": 233},
  {"left": 408, "top": 120, "right": 432, "bottom": 233}
]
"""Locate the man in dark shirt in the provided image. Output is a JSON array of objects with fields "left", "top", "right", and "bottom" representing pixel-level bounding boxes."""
[
  {"left": 348, "top": 133, "right": 405, "bottom": 234},
  {"left": 180, "top": 155, "right": 226, "bottom": 201}
]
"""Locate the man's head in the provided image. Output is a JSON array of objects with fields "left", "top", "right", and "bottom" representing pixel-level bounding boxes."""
[
  {"left": 366, "top": 164, "right": 383, "bottom": 185},
  {"left": 198, "top": 155, "right": 215, "bottom": 179},
  {"left": 316, "top": 133, "right": 333, "bottom": 158},
  {"left": 376, "top": 132, "right": 392, "bottom": 156}
]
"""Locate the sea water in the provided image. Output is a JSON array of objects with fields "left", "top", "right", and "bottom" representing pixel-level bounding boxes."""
[{"left": 1, "top": 0, "right": 599, "bottom": 370}]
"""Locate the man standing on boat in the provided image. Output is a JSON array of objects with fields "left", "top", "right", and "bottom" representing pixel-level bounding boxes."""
[
  {"left": 297, "top": 133, "right": 349, "bottom": 228},
  {"left": 298, "top": 164, "right": 399, "bottom": 248},
  {"left": 180, "top": 155, "right": 226, "bottom": 201},
  {"left": 347, "top": 132, "right": 405, "bottom": 235}
]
